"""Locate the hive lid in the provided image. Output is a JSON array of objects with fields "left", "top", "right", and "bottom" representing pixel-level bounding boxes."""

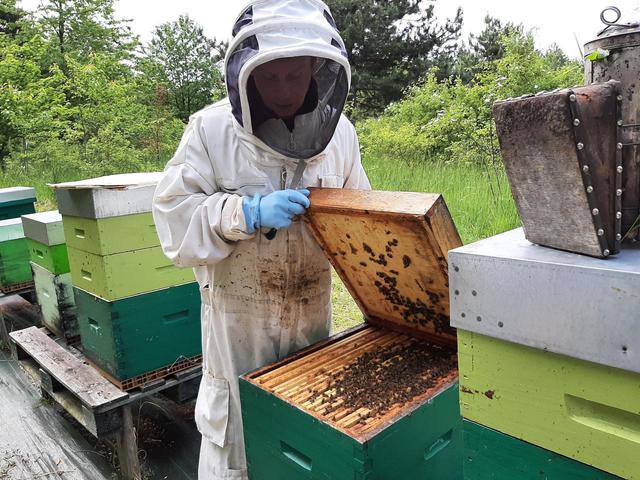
[
  {"left": 49, "top": 172, "right": 163, "bottom": 190},
  {"left": 304, "top": 189, "right": 462, "bottom": 346},
  {"left": 0, "top": 218, "right": 25, "bottom": 242},
  {"left": 0, "top": 186, "right": 36, "bottom": 204},
  {"left": 21, "top": 210, "right": 65, "bottom": 246},
  {"left": 49, "top": 173, "right": 163, "bottom": 219}
]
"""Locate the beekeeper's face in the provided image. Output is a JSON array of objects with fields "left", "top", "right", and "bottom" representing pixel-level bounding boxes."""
[{"left": 252, "top": 56, "right": 313, "bottom": 120}]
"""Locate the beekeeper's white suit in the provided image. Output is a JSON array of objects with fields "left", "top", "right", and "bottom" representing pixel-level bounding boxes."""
[{"left": 152, "top": 0, "right": 370, "bottom": 478}]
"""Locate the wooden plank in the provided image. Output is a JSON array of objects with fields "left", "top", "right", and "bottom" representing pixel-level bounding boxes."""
[
  {"left": 115, "top": 405, "right": 142, "bottom": 480},
  {"left": 9, "top": 326, "right": 128, "bottom": 409}
]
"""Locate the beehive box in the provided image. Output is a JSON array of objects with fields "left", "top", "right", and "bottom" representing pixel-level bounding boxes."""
[
  {"left": 0, "top": 218, "right": 32, "bottom": 288},
  {"left": 0, "top": 187, "right": 36, "bottom": 221},
  {"left": 31, "top": 262, "right": 77, "bottom": 340},
  {"left": 240, "top": 189, "right": 464, "bottom": 480},
  {"left": 458, "top": 330, "right": 640, "bottom": 479},
  {"left": 26, "top": 239, "right": 70, "bottom": 275},
  {"left": 74, "top": 282, "right": 202, "bottom": 388},
  {"left": 67, "top": 245, "right": 194, "bottom": 301},
  {"left": 449, "top": 228, "right": 640, "bottom": 374},
  {"left": 463, "top": 420, "right": 621, "bottom": 479},
  {"left": 63, "top": 213, "right": 159, "bottom": 255}
]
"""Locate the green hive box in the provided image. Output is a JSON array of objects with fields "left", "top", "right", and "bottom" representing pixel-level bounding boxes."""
[
  {"left": 26, "top": 238, "right": 70, "bottom": 274},
  {"left": 0, "top": 187, "right": 36, "bottom": 221},
  {"left": 0, "top": 199, "right": 36, "bottom": 221},
  {"left": 458, "top": 330, "right": 640, "bottom": 480},
  {"left": 62, "top": 213, "right": 160, "bottom": 255},
  {"left": 241, "top": 190, "right": 465, "bottom": 480},
  {"left": 0, "top": 218, "right": 32, "bottom": 287},
  {"left": 241, "top": 327, "right": 462, "bottom": 480},
  {"left": 463, "top": 419, "right": 621, "bottom": 479},
  {"left": 67, "top": 245, "right": 194, "bottom": 301},
  {"left": 31, "top": 262, "right": 77, "bottom": 340},
  {"left": 74, "top": 282, "right": 202, "bottom": 383}
]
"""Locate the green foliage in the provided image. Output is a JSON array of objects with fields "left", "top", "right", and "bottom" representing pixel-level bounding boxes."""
[
  {"left": 35, "top": 0, "right": 137, "bottom": 67},
  {"left": 358, "top": 31, "right": 583, "bottom": 167},
  {"left": 141, "top": 14, "right": 225, "bottom": 122},
  {"left": 325, "top": 0, "right": 462, "bottom": 117}
]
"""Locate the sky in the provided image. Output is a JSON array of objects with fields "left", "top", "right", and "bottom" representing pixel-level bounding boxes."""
[{"left": 18, "top": 0, "right": 640, "bottom": 59}]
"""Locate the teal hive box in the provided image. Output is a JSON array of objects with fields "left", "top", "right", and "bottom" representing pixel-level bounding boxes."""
[
  {"left": 31, "top": 262, "right": 77, "bottom": 340},
  {"left": 0, "top": 187, "right": 36, "bottom": 221},
  {"left": 74, "top": 283, "right": 202, "bottom": 387},
  {"left": 240, "top": 190, "right": 465, "bottom": 480},
  {"left": 241, "top": 326, "right": 462, "bottom": 480},
  {"left": 463, "top": 420, "right": 621, "bottom": 479},
  {"left": 0, "top": 218, "right": 32, "bottom": 287}
]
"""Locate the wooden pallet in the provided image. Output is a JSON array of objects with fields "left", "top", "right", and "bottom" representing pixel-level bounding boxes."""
[
  {"left": 89, "top": 354, "right": 203, "bottom": 392},
  {"left": 0, "top": 280, "right": 35, "bottom": 294},
  {"left": 9, "top": 326, "right": 202, "bottom": 480}
]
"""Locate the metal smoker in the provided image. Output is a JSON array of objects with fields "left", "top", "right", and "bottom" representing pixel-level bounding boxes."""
[{"left": 585, "top": 6, "right": 640, "bottom": 241}]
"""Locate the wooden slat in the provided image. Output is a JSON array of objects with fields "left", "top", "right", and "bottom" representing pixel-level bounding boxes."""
[{"left": 10, "top": 326, "right": 128, "bottom": 409}]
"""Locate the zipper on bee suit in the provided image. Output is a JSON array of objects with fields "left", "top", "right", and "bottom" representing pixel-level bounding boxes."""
[{"left": 279, "top": 163, "right": 295, "bottom": 358}]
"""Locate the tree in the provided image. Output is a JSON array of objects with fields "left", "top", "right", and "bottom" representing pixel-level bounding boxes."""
[
  {"left": 35, "top": 0, "right": 137, "bottom": 69},
  {"left": 325, "top": 0, "right": 462, "bottom": 117},
  {"left": 449, "top": 16, "right": 524, "bottom": 83},
  {"left": 142, "top": 15, "right": 225, "bottom": 122},
  {"left": 0, "top": 0, "right": 24, "bottom": 36}
]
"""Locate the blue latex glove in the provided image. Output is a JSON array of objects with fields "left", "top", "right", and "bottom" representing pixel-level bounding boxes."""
[{"left": 243, "top": 189, "right": 310, "bottom": 234}]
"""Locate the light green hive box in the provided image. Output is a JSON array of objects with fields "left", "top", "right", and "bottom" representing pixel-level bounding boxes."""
[
  {"left": 458, "top": 330, "right": 640, "bottom": 480},
  {"left": 62, "top": 213, "right": 160, "bottom": 255},
  {"left": 67, "top": 245, "right": 194, "bottom": 301},
  {"left": 31, "top": 262, "right": 77, "bottom": 340}
]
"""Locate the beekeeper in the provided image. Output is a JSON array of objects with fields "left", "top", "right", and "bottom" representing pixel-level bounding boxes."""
[{"left": 152, "top": 0, "right": 370, "bottom": 478}]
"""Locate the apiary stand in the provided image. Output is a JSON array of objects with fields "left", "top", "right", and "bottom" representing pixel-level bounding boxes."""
[{"left": 8, "top": 326, "right": 202, "bottom": 480}]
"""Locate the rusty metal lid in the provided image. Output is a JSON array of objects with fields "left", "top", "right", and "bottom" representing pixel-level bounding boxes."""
[
  {"left": 584, "top": 6, "right": 640, "bottom": 52},
  {"left": 303, "top": 189, "right": 462, "bottom": 347}
]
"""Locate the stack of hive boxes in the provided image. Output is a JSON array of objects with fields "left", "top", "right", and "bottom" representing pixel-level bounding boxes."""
[
  {"left": 449, "top": 228, "right": 638, "bottom": 479},
  {"left": 21, "top": 211, "right": 77, "bottom": 341},
  {"left": 0, "top": 218, "right": 33, "bottom": 293},
  {"left": 0, "top": 186, "right": 36, "bottom": 221},
  {"left": 0, "top": 187, "right": 37, "bottom": 292},
  {"left": 52, "top": 173, "right": 202, "bottom": 390}
]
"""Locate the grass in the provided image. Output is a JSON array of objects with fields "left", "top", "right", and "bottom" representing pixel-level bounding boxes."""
[
  {"left": 2, "top": 155, "right": 519, "bottom": 334},
  {"left": 330, "top": 157, "right": 520, "bottom": 332}
]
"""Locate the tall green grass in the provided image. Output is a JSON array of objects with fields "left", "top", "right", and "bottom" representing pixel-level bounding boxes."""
[{"left": 331, "top": 157, "right": 520, "bottom": 332}]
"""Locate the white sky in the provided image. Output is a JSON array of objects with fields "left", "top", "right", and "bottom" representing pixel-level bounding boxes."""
[{"left": 18, "top": 0, "right": 640, "bottom": 58}]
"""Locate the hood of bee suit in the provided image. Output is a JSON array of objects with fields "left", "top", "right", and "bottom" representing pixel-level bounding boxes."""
[{"left": 224, "top": 0, "right": 351, "bottom": 160}]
